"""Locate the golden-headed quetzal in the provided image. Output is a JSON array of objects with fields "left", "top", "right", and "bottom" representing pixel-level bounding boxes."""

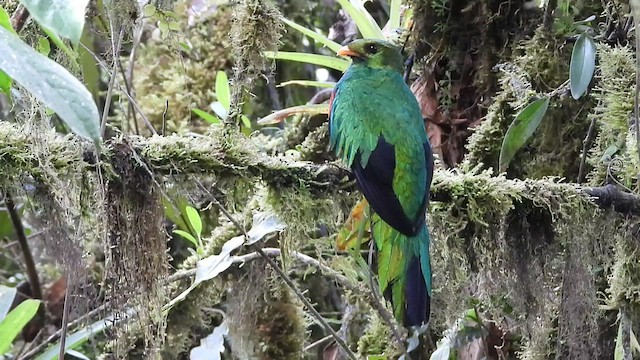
[{"left": 329, "top": 39, "right": 434, "bottom": 327}]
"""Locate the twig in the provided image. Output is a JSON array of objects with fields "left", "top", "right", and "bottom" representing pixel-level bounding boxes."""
[
  {"left": 5, "top": 192, "right": 42, "bottom": 300},
  {"left": 578, "top": 117, "right": 597, "bottom": 183},
  {"left": 543, "top": 0, "right": 558, "bottom": 32},
  {"left": 204, "top": 189, "right": 358, "bottom": 360},
  {"left": 304, "top": 335, "right": 332, "bottom": 351},
  {"left": 57, "top": 276, "right": 70, "bottom": 360},
  {"left": 10, "top": 5, "right": 29, "bottom": 33},
  {"left": 77, "top": 43, "right": 158, "bottom": 135},
  {"left": 100, "top": 26, "right": 125, "bottom": 137},
  {"left": 18, "top": 303, "right": 109, "bottom": 359}
]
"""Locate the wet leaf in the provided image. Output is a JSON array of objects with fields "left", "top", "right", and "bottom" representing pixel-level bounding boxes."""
[
  {"left": 0, "top": 299, "right": 41, "bottom": 353},
  {"left": 215, "top": 71, "right": 230, "bottom": 111},
  {"left": 0, "top": 286, "right": 16, "bottom": 321},
  {"left": 570, "top": 33, "right": 596, "bottom": 99},
  {"left": 499, "top": 97, "right": 550, "bottom": 172},
  {"left": 264, "top": 51, "right": 349, "bottom": 72},
  {"left": 20, "top": 0, "right": 89, "bottom": 43},
  {"left": 192, "top": 108, "right": 221, "bottom": 124},
  {"left": 0, "top": 27, "right": 100, "bottom": 146}
]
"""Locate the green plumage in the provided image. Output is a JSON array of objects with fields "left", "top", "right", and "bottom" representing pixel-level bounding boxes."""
[{"left": 330, "top": 39, "right": 433, "bottom": 326}]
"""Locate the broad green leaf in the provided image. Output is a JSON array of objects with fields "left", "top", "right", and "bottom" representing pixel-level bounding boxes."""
[
  {"left": 0, "top": 299, "right": 40, "bottom": 353},
  {"left": 258, "top": 104, "right": 329, "bottom": 125},
  {"left": 37, "top": 37, "right": 51, "bottom": 55},
  {"left": 335, "top": 0, "right": 384, "bottom": 39},
  {"left": 184, "top": 206, "right": 202, "bottom": 238},
  {"left": 0, "top": 6, "right": 15, "bottom": 96},
  {"left": 174, "top": 229, "right": 198, "bottom": 247},
  {"left": 278, "top": 80, "right": 336, "bottom": 88},
  {"left": 0, "top": 286, "right": 16, "bottom": 321},
  {"left": 20, "top": 0, "right": 89, "bottom": 43},
  {"left": 143, "top": 4, "right": 156, "bottom": 17},
  {"left": 241, "top": 115, "right": 252, "bottom": 129},
  {"left": 264, "top": 51, "right": 350, "bottom": 71},
  {"left": 570, "top": 33, "right": 596, "bottom": 99},
  {"left": 499, "top": 97, "right": 550, "bottom": 172},
  {"left": 0, "top": 27, "right": 100, "bottom": 145},
  {"left": 192, "top": 108, "right": 221, "bottom": 124},
  {"left": 79, "top": 27, "right": 100, "bottom": 101},
  {"left": 281, "top": 17, "right": 342, "bottom": 52},
  {"left": 215, "top": 71, "right": 231, "bottom": 111}
]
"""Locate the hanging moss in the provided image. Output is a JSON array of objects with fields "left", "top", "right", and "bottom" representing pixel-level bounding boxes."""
[{"left": 226, "top": 260, "right": 306, "bottom": 360}]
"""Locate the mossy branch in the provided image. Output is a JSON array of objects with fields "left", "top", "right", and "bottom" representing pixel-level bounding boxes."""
[{"left": 1, "top": 121, "right": 639, "bottom": 216}]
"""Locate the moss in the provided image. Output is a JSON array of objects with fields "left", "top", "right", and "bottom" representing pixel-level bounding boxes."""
[
  {"left": 121, "top": 6, "right": 234, "bottom": 134},
  {"left": 586, "top": 45, "right": 637, "bottom": 187},
  {"left": 226, "top": 261, "right": 305, "bottom": 360},
  {"left": 357, "top": 312, "right": 395, "bottom": 357},
  {"left": 427, "top": 169, "right": 615, "bottom": 359},
  {"left": 466, "top": 28, "right": 592, "bottom": 179},
  {"left": 229, "top": 0, "right": 283, "bottom": 124}
]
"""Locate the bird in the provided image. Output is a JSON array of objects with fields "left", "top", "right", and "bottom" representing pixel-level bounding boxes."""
[{"left": 329, "top": 38, "right": 434, "bottom": 327}]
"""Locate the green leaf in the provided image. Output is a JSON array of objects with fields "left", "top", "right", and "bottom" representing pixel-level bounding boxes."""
[
  {"left": 0, "top": 286, "right": 17, "bottom": 321},
  {"left": 215, "top": 71, "right": 231, "bottom": 111},
  {"left": 278, "top": 80, "right": 336, "bottom": 88},
  {"left": 570, "top": 33, "right": 596, "bottom": 99},
  {"left": 35, "top": 310, "right": 130, "bottom": 360},
  {"left": 192, "top": 108, "right": 220, "bottom": 124},
  {"left": 0, "top": 27, "right": 100, "bottom": 145},
  {"left": 0, "top": 6, "right": 15, "bottom": 96},
  {"left": 142, "top": 4, "right": 156, "bottom": 17},
  {"left": 281, "top": 17, "right": 342, "bottom": 52},
  {"left": 184, "top": 206, "right": 202, "bottom": 238},
  {"left": 258, "top": 104, "right": 329, "bottom": 125},
  {"left": 264, "top": 51, "right": 349, "bottom": 72},
  {"left": 241, "top": 115, "right": 252, "bottom": 129},
  {"left": 37, "top": 37, "right": 51, "bottom": 55},
  {"left": 173, "top": 229, "right": 198, "bottom": 247},
  {"left": 0, "top": 299, "right": 40, "bottom": 353},
  {"left": 386, "top": 0, "right": 402, "bottom": 31},
  {"left": 499, "top": 97, "right": 550, "bottom": 172},
  {"left": 335, "top": 0, "right": 384, "bottom": 39},
  {"left": 19, "top": 0, "right": 89, "bottom": 43}
]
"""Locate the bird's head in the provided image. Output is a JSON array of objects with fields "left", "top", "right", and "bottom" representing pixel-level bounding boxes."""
[{"left": 337, "top": 39, "right": 404, "bottom": 72}]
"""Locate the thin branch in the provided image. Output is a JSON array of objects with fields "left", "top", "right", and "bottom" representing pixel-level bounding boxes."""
[
  {"left": 5, "top": 192, "right": 42, "bottom": 300},
  {"left": 202, "top": 186, "right": 358, "bottom": 360},
  {"left": 100, "top": 26, "right": 125, "bottom": 137},
  {"left": 57, "top": 277, "right": 70, "bottom": 360},
  {"left": 578, "top": 117, "right": 597, "bottom": 183},
  {"left": 10, "top": 5, "right": 29, "bottom": 33},
  {"left": 77, "top": 43, "right": 158, "bottom": 135}
]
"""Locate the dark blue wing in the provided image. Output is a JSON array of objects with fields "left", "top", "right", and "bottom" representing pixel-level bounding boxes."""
[{"left": 353, "top": 137, "right": 432, "bottom": 237}]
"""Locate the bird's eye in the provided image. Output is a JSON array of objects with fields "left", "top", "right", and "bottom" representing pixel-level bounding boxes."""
[{"left": 365, "top": 44, "right": 379, "bottom": 54}]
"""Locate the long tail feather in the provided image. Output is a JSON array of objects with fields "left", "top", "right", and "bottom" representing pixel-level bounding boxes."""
[{"left": 373, "top": 216, "right": 432, "bottom": 326}]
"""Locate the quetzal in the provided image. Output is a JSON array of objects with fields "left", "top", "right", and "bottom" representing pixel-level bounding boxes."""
[{"left": 329, "top": 39, "right": 434, "bottom": 327}]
